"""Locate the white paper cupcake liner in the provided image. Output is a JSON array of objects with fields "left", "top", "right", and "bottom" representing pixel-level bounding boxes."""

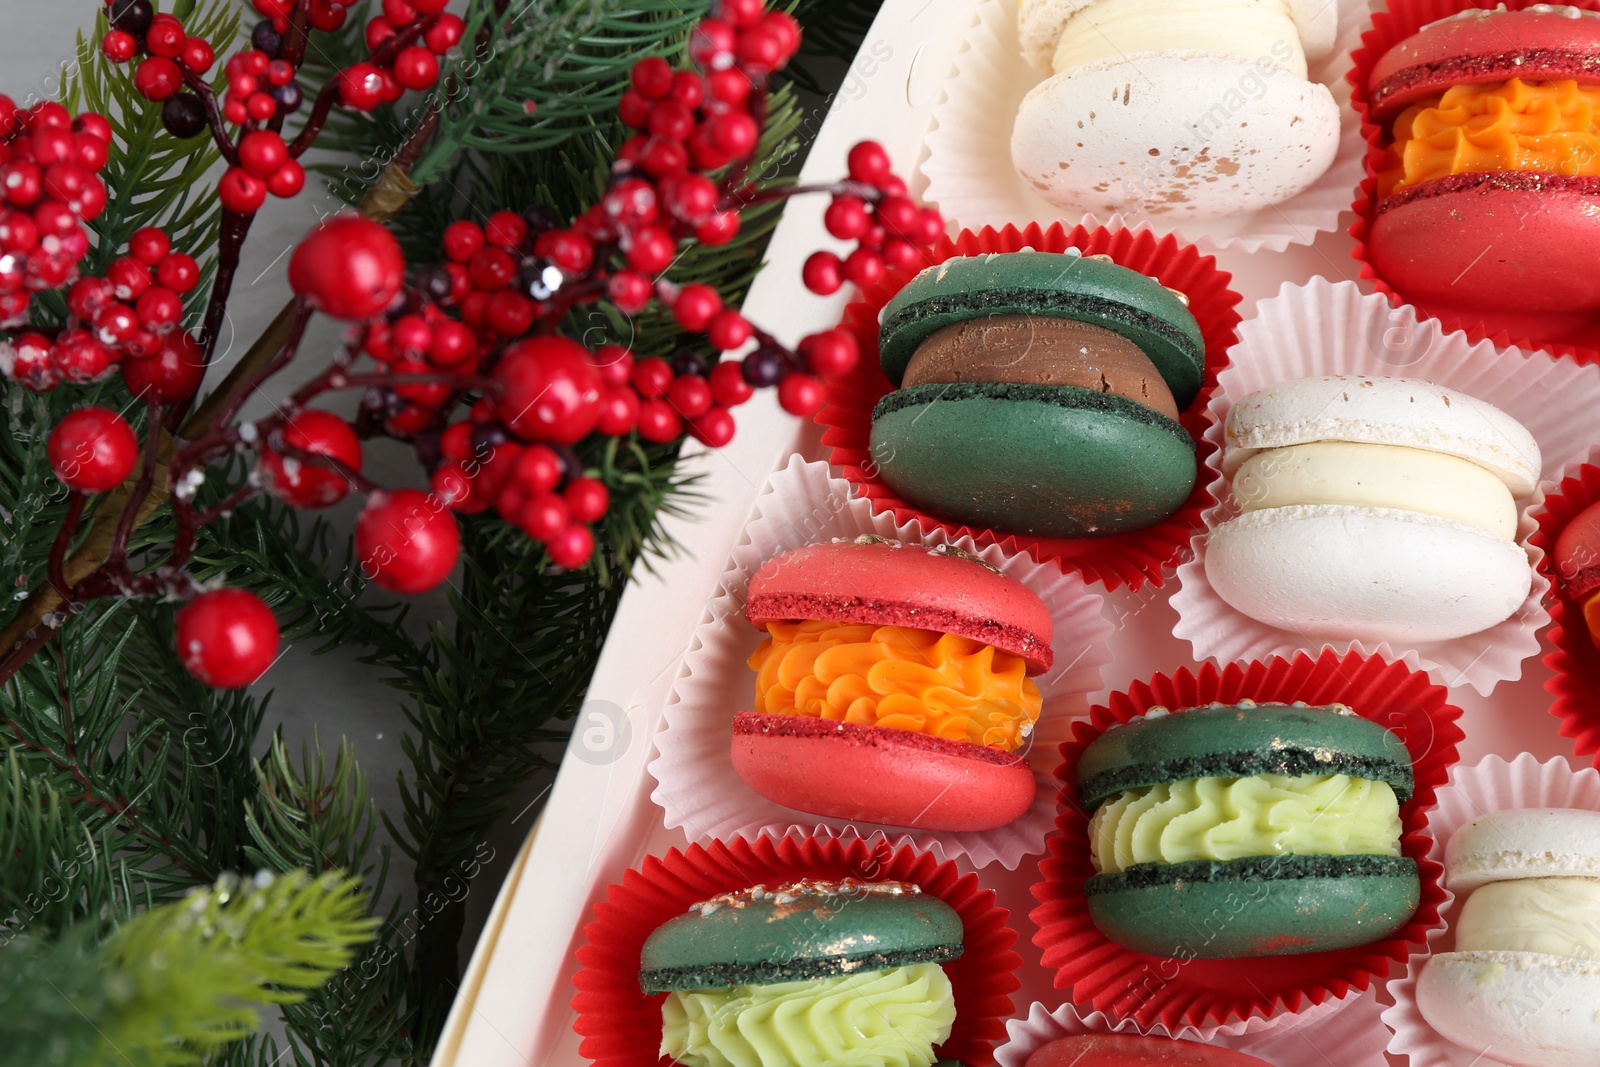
[
  {"left": 918, "top": 0, "right": 1372, "bottom": 254},
  {"left": 994, "top": 989, "right": 1387, "bottom": 1065},
  {"left": 647, "top": 455, "right": 1113, "bottom": 870},
  {"left": 1383, "top": 753, "right": 1600, "bottom": 1067},
  {"left": 1171, "top": 278, "right": 1600, "bottom": 696}
]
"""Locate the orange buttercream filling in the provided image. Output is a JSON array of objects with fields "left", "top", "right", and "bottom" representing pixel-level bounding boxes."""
[
  {"left": 1379, "top": 78, "right": 1600, "bottom": 198},
  {"left": 747, "top": 619, "right": 1042, "bottom": 751}
]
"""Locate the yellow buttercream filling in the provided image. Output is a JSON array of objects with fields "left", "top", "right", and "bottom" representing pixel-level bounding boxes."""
[
  {"left": 1381, "top": 78, "right": 1600, "bottom": 197},
  {"left": 1051, "top": 0, "right": 1308, "bottom": 79},
  {"left": 660, "top": 964, "right": 957, "bottom": 1067},
  {"left": 1456, "top": 877, "right": 1600, "bottom": 960},
  {"left": 1089, "top": 773, "right": 1403, "bottom": 874},
  {"left": 748, "top": 620, "right": 1042, "bottom": 751},
  {"left": 1232, "top": 441, "right": 1519, "bottom": 539}
]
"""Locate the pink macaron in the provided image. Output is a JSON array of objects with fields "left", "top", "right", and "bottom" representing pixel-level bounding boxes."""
[{"left": 733, "top": 538, "right": 1053, "bottom": 831}]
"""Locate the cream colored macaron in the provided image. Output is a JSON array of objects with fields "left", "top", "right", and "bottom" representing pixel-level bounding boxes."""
[
  {"left": 1206, "top": 376, "right": 1540, "bottom": 645},
  {"left": 1012, "top": 0, "right": 1341, "bottom": 219},
  {"left": 1416, "top": 808, "right": 1600, "bottom": 1067}
]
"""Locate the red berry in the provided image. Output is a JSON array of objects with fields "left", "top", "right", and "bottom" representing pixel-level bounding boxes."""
[
  {"left": 707, "top": 310, "right": 751, "bottom": 351},
  {"left": 73, "top": 133, "right": 109, "bottom": 173},
  {"left": 182, "top": 38, "right": 216, "bottom": 74},
  {"left": 106, "top": 257, "right": 151, "bottom": 301},
  {"left": 427, "top": 319, "right": 476, "bottom": 367},
  {"left": 669, "top": 71, "right": 705, "bottom": 110},
  {"left": 847, "top": 140, "right": 892, "bottom": 185},
  {"left": 268, "top": 159, "right": 305, "bottom": 198},
  {"left": 6, "top": 332, "right": 57, "bottom": 390},
  {"left": 218, "top": 167, "right": 267, "bottom": 213},
  {"left": 493, "top": 336, "right": 604, "bottom": 444},
  {"left": 917, "top": 207, "right": 946, "bottom": 245},
  {"left": 246, "top": 92, "right": 278, "bottom": 121},
  {"left": 260, "top": 409, "right": 362, "bottom": 508},
  {"left": 48, "top": 406, "right": 137, "bottom": 492},
  {"left": 223, "top": 99, "right": 249, "bottom": 125},
  {"left": 802, "top": 250, "right": 842, "bottom": 295},
  {"left": 672, "top": 283, "right": 722, "bottom": 332},
  {"left": 431, "top": 462, "right": 477, "bottom": 511},
  {"left": 442, "top": 220, "right": 484, "bottom": 262},
  {"left": 687, "top": 126, "right": 732, "bottom": 171},
  {"left": 365, "top": 14, "right": 396, "bottom": 50},
  {"left": 33, "top": 127, "right": 75, "bottom": 167},
  {"left": 486, "top": 290, "right": 535, "bottom": 336},
  {"left": 509, "top": 444, "right": 564, "bottom": 496},
  {"left": 636, "top": 398, "right": 680, "bottom": 442},
  {"left": 803, "top": 330, "right": 859, "bottom": 379},
  {"left": 595, "top": 384, "right": 640, "bottom": 435},
  {"left": 507, "top": 491, "right": 569, "bottom": 541},
  {"left": 689, "top": 18, "right": 737, "bottom": 70},
  {"left": 533, "top": 229, "right": 593, "bottom": 273},
  {"left": 339, "top": 64, "right": 385, "bottom": 110},
  {"left": 710, "top": 111, "right": 758, "bottom": 157},
  {"left": 128, "top": 226, "right": 171, "bottom": 265},
  {"left": 631, "top": 357, "right": 673, "bottom": 399},
  {"left": 288, "top": 214, "right": 405, "bottom": 319},
  {"left": 667, "top": 374, "right": 713, "bottom": 419},
  {"left": 382, "top": 0, "right": 418, "bottom": 21},
  {"left": 762, "top": 11, "right": 801, "bottom": 58},
  {"left": 102, "top": 30, "right": 137, "bottom": 63},
  {"left": 135, "top": 286, "right": 184, "bottom": 330},
  {"left": 718, "top": 0, "right": 765, "bottom": 26},
  {"left": 690, "top": 406, "right": 735, "bottom": 447},
  {"left": 603, "top": 178, "right": 658, "bottom": 231},
  {"left": 647, "top": 101, "right": 695, "bottom": 142},
  {"left": 176, "top": 589, "right": 280, "bottom": 688},
  {"left": 355, "top": 489, "right": 461, "bottom": 594},
  {"left": 156, "top": 252, "right": 200, "bottom": 293},
  {"left": 238, "top": 130, "right": 289, "bottom": 179},
  {"left": 736, "top": 26, "right": 785, "bottom": 72},
  {"left": 564, "top": 477, "right": 610, "bottom": 524},
  {"left": 707, "top": 68, "right": 751, "bottom": 105},
  {"left": 618, "top": 90, "right": 652, "bottom": 129},
  {"left": 631, "top": 55, "right": 674, "bottom": 99},
  {"left": 92, "top": 302, "right": 140, "bottom": 346},
  {"left": 607, "top": 270, "right": 652, "bottom": 314},
  {"left": 134, "top": 58, "right": 184, "bottom": 101},
  {"left": 485, "top": 210, "right": 528, "bottom": 250},
  {"left": 391, "top": 357, "right": 451, "bottom": 408},
  {"left": 394, "top": 47, "right": 439, "bottom": 91},
  {"left": 662, "top": 173, "right": 718, "bottom": 225},
  {"left": 66, "top": 276, "right": 113, "bottom": 319},
  {"left": 467, "top": 245, "right": 515, "bottom": 291},
  {"left": 588, "top": 344, "right": 634, "bottom": 387},
  {"left": 709, "top": 359, "right": 754, "bottom": 406},
  {"left": 641, "top": 135, "right": 688, "bottom": 177},
  {"left": 2, "top": 162, "right": 41, "bottom": 207},
  {"left": 546, "top": 523, "right": 594, "bottom": 569},
  {"left": 145, "top": 15, "right": 187, "bottom": 59},
  {"left": 122, "top": 331, "right": 206, "bottom": 403},
  {"left": 0, "top": 210, "right": 37, "bottom": 254},
  {"left": 777, "top": 372, "right": 824, "bottom": 416},
  {"left": 843, "top": 247, "right": 885, "bottom": 287},
  {"left": 623, "top": 225, "right": 674, "bottom": 275},
  {"left": 824, "top": 196, "right": 870, "bottom": 240},
  {"left": 51, "top": 331, "right": 114, "bottom": 383},
  {"left": 695, "top": 211, "right": 740, "bottom": 246},
  {"left": 386, "top": 402, "right": 434, "bottom": 436},
  {"left": 424, "top": 14, "right": 465, "bottom": 53},
  {"left": 883, "top": 238, "right": 921, "bottom": 271}
]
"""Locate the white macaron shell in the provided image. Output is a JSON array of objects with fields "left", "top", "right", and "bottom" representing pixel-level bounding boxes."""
[
  {"left": 1287, "top": 0, "right": 1336, "bottom": 63},
  {"left": 1204, "top": 504, "right": 1532, "bottom": 644},
  {"left": 1416, "top": 950, "right": 1600, "bottom": 1067},
  {"left": 1016, "top": 0, "right": 1094, "bottom": 72},
  {"left": 1222, "top": 375, "right": 1543, "bottom": 496},
  {"left": 1011, "top": 54, "right": 1339, "bottom": 219},
  {"left": 1446, "top": 808, "right": 1600, "bottom": 892}
]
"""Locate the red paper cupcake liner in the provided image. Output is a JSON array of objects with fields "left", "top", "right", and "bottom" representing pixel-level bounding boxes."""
[
  {"left": 572, "top": 833, "right": 1022, "bottom": 1067},
  {"left": 1030, "top": 650, "right": 1463, "bottom": 1033},
  {"left": 1534, "top": 449, "right": 1600, "bottom": 764},
  {"left": 817, "top": 221, "right": 1242, "bottom": 593},
  {"left": 1347, "top": 0, "right": 1600, "bottom": 364}
]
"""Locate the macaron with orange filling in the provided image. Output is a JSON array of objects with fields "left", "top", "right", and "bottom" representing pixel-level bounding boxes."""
[
  {"left": 733, "top": 537, "right": 1053, "bottom": 831},
  {"left": 1366, "top": 6, "right": 1600, "bottom": 317}
]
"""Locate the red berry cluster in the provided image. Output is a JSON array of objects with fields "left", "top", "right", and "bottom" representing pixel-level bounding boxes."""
[
  {"left": 0, "top": 100, "right": 111, "bottom": 324},
  {"left": 802, "top": 141, "right": 944, "bottom": 296},
  {"left": 346, "top": 0, "right": 465, "bottom": 107}
]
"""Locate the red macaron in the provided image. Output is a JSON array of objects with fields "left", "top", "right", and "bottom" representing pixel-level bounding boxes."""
[
  {"left": 733, "top": 537, "right": 1053, "bottom": 831},
  {"left": 1366, "top": 6, "right": 1600, "bottom": 318},
  {"left": 1026, "top": 1035, "right": 1274, "bottom": 1067}
]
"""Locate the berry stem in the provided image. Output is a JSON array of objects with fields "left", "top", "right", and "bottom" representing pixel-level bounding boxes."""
[
  {"left": 46, "top": 492, "right": 87, "bottom": 606},
  {"left": 718, "top": 177, "right": 884, "bottom": 213},
  {"left": 107, "top": 400, "right": 167, "bottom": 568},
  {"left": 179, "top": 65, "right": 240, "bottom": 167},
  {"left": 287, "top": 15, "right": 439, "bottom": 159}
]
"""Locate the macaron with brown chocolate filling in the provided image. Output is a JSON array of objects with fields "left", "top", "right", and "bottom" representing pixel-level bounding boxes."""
[{"left": 871, "top": 251, "right": 1204, "bottom": 538}]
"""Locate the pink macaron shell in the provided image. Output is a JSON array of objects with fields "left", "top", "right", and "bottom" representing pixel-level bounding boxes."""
[
  {"left": 1369, "top": 172, "right": 1600, "bottom": 315},
  {"left": 1368, "top": 7, "right": 1600, "bottom": 121},
  {"left": 730, "top": 711, "right": 1037, "bottom": 832},
  {"left": 1555, "top": 500, "right": 1600, "bottom": 601},
  {"left": 744, "top": 539, "right": 1055, "bottom": 673}
]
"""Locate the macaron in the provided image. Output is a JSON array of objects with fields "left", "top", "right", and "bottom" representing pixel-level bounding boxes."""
[
  {"left": 1076, "top": 701, "right": 1419, "bottom": 958},
  {"left": 1555, "top": 500, "right": 1600, "bottom": 649},
  {"left": 640, "top": 878, "right": 963, "bottom": 1067},
  {"left": 1416, "top": 808, "right": 1600, "bottom": 1067},
  {"left": 735, "top": 537, "right": 1053, "bottom": 831},
  {"left": 1366, "top": 6, "right": 1600, "bottom": 316},
  {"left": 870, "top": 251, "right": 1205, "bottom": 539},
  {"left": 1011, "top": 0, "right": 1341, "bottom": 219},
  {"left": 1206, "top": 375, "right": 1540, "bottom": 644},
  {"left": 1026, "top": 1034, "right": 1274, "bottom": 1067}
]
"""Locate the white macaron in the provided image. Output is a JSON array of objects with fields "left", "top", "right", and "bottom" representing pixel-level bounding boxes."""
[
  {"left": 1416, "top": 808, "right": 1600, "bottom": 1067},
  {"left": 1011, "top": 0, "right": 1341, "bottom": 219},
  {"left": 1205, "top": 376, "right": 1541, "bottom": 645}
]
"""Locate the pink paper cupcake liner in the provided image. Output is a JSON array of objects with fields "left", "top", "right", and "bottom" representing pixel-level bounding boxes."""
[
  {"left": 1348, "top": 0, "right": 1600, "bottom": 363},
  {"left": 1031, "top": 651, "right": 1463, "bottom": 1034},
  {"left": 571, "top": 830, "right": 1022, "bottom": 1067},
  {"left": 818, "top": 221, "right": 1242, "bottom": 593},
  {"left": 648, "top": 456, "right": 1114, "bottom": 870},
  {"left": 1533, "top": 449, "right": 1600, "bottom": 765},
  {"left": 1382, "top": 753, "right": 1600, "bottom": 1067}
]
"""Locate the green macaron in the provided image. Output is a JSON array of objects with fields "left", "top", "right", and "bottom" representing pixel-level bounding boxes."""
[
  {"left": 1077, "top": 702, "right": 1421, "bottom": 959},
  {"left": 870, "top": 251, "right": 1207, "bottom": 540}
]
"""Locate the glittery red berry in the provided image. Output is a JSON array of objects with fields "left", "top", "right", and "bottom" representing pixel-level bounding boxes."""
[
  {"left": 355, "top": 488, "right": 461, "bottom": 594},
  {"left": 260, "top": 409, "right": 362, "bottom": 508},
  {"left": 156, "top": 252, "right": 200, "bottom": 293},
  {"left": 176, "top": 588, "right": 280, "bottom": 688},
  {"left": 122, "top": 330, "right": 206, "bottom": 403},
  {"left": 48, "top": 405, "right": 137, "bottom": 492},
  {"left": 288, "top": 214, "right": 405, "bottom": 319}
]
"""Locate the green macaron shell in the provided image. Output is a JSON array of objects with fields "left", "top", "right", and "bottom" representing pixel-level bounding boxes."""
[
  {"left": 1076, "top": 702, "right": 1415, "bottom": 810},
  {"left": 1085, "top": 855, "right": 1420, "bottom": 958},
  {"left": 877, "top": 252, "right": 1206, "bottom": 407},
  {"left": 869, "top": 381, "right": 1198, "bottom": 539},
  {"left": 638, "top": 884, "right": 964, "bottom": 994}
]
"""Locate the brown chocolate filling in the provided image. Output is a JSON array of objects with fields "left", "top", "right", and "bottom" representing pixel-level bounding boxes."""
[{"left": 900, "top": 314, "right": 1180, "bottom": 420}]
